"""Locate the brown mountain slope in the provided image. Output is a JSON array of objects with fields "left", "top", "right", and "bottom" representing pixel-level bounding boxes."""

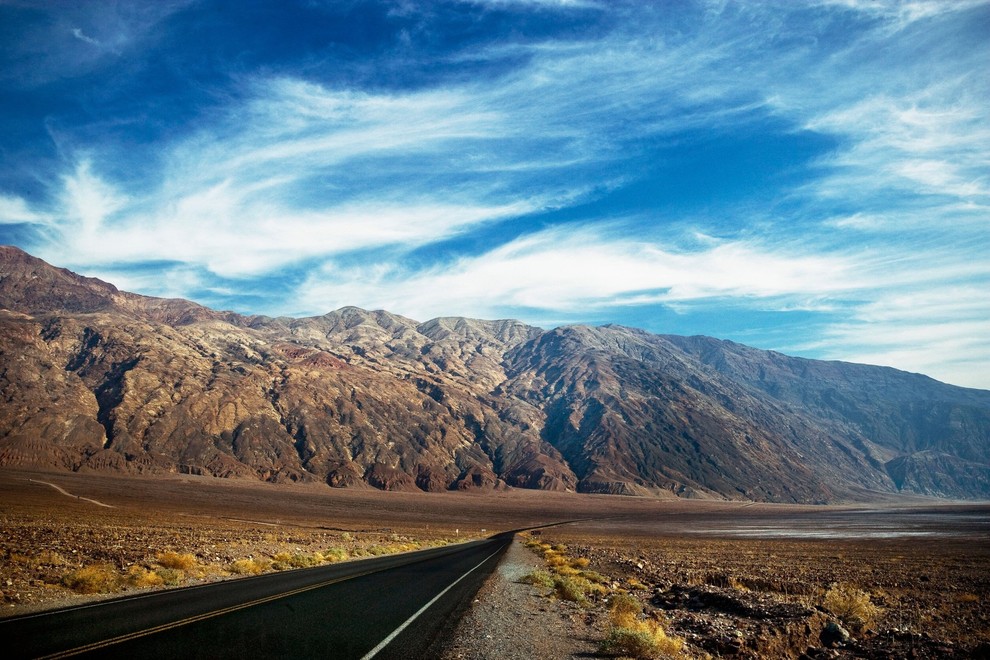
[{"left": 1, "top": 246, "right": 988, "bottom": 502}]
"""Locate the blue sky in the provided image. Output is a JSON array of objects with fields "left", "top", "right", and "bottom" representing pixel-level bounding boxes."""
[{"left": 1, "top": 0, "right": 988, "bottom": 389}]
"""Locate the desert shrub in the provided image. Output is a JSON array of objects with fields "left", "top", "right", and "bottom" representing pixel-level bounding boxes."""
[
  {"left": 554, "top": 565, "right": 581, "bottom": 577},
  {"left": 569, "top": 557, "right": 590, "bottom": 569},
  {"left": 323, "top": 547, "right": 349, "bottom": 563},
  {"left": 293, "top": 553, "right": 324, "bottom": 567},
  {"left": 553, "top": 575, "right": 589, "bottom": 604},
  {"left": 823, "top": 584, "right": 882, "bottom": 630},
  {"left": 341, "top": 532, "right": 353, "bottom": 542},
  {"left": 126, "top": 565, "right": 165, "bottom": 588},
  {"left": 601, "top": 625, "right": 684, "bottom": 659},
  {"left": 586, "top": 581, "right": 609, "bottom": 598},
  {"left": 230, "top": 558, "right": 267, "bottom": 575},
  {"left": 602, "top": 594, "right": 683, "bottom": 658},
  {"left": 272, "top": 552, "right": 328, "bottom": 570},
  {"left": 579, "top": 570, "right": 609, "bottom": 584},
  {"left": 63, "top": 564, "right": 121, "bottom": 594},
  {"left": 521, "top": 570, "right": 555, "bottom": 589},
  {"left": 157, "top": 552, "right": 197, "bottom": 571},
  {"left": 609, "top": 593, "right": 643, "bottom": 626},
  {"left": 156, "top": 568, "right": 185, "bottom": 586},
  {"left": 545, "top": 553, "right": 569, "bottom": 568}
]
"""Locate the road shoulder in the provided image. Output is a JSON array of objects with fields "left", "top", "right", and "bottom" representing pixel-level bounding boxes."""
[{"left": 440, "top": 537, "right": 598, "bottom": 659}]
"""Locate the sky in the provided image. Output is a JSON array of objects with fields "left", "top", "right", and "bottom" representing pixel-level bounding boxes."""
[{"left": 0, "top": 0, "right": 988, "bottom": 389}]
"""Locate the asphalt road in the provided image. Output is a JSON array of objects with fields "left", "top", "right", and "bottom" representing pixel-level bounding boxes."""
[{"left": 3, "top": 534, "right": 513, "bottom": 659}]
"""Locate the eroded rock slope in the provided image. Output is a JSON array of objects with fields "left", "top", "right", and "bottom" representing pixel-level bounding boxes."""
[{"left": 2, "top": 246, "right": 988, "bottom": 502}]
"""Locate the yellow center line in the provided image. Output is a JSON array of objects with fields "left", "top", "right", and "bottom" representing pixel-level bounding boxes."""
[{"left": 38, "top": 566, "right": 386, "bottom": 659}]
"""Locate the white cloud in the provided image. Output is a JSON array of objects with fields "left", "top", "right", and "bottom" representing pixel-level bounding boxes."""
[
  {"left": 58, "top": 161, "right": 128, "bottom": 235},
  {"left": 0, "top": 195, "right": 51, "bottom": 225},
  {"left": 812, "top": 285, "right": 990, "bottom": 389},
  {"left": 42, "top": 79, "right": 568, "bottom": 277},
  {"left": 71, "top": 28, "right": 101, "bottom": 47},
  {"left": 296, "top": 225, "right": 857, "bottom": 320},
  {"left": 825, "top": 213, "right": 887, "bottom": 231},
  {"left": 814, "top": 0, "right": 987, "bottom": 31},
  {"left": 33, "top": 10, "right": 791, "bottom": 279},
  {"left": 83, "top": 264, "right": 208, "bottom": 302},
  {"left": 805, "top": 93, "right": 990, "bottom": 203}
]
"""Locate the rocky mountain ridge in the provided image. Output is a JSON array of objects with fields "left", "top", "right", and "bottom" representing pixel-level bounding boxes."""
[{"left": 2, "top": 245, "right": 988, "bottom": 502}]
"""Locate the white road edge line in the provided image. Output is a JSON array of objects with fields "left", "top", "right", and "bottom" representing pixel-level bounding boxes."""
[{"left": 360, "top": 544, "right": 505, "bottom": 660}]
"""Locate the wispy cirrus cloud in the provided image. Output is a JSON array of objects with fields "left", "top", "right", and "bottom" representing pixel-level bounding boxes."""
[
  {"left": 811, "top": 287, "right": 990, "bottom": 389},
  {"left": 71, "top": 28, "right": 101, "bottom": 47},
  {"left": 814, "top": 0, "right": 988, "bottom": 31},
  {"left": 33, "top": 77, "right": 583, "bottom": 277},
  {"left": 297, "top": 224, "right": 859, "bottom": 320},
  {"left": 0, "top": 195, "right": 52, "bottom": 226},
  {"left": 26, "top": 10, "right": 783, "bottom": 277}
]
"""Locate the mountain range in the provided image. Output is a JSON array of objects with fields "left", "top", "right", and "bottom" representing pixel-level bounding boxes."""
[{"left": 1, "top": 245, "right": 988, "bottom": 503}]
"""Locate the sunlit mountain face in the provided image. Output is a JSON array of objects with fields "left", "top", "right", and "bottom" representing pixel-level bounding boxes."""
[{"left": 3, "top": 246, "right": 989, "bottom": 502}]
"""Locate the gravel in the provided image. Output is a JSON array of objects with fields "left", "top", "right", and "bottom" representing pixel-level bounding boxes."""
[{"left": 440, "top": 538, "right": 600, "bottom": 659}]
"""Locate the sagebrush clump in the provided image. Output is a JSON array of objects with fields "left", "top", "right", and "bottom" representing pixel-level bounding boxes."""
[
  {"left": 272, "top": 552, "right": 324, "bottom": 570},
  {"left": 522, "top": 569, "right": 555, "bottom": 589},
  {"left": 63, "top": 564, "right": 120, "bottom": 594},
  {"left": 126, "top": 565, "right": 165, "bottom": 588},
  {"left": 523, "top": 541, "right": 608, "bottom": 606},
  {"left": 823, "top": 584, "right": 882, "bottom": 630},
  {"left": 323, "top": 547, "right": 349, "bottom": 563},
  {"left": 156, "top": 568, "right": 186, "bottom": 586},
  {"left": 156, "top": 552, "right": 198, "bottom": 571},
  {"left": 601, "top": 593, "right": 684, "bottom": 658},
  {"left": 229, "top": 558, "right": 268, "bottom": 575},
  {"left": 553, "top": 575, "right": 589, "bottom": 604}
]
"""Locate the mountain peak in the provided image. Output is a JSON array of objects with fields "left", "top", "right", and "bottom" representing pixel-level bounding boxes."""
[{"left": 0, "top": 245, "right": 120, "bottom": 314}]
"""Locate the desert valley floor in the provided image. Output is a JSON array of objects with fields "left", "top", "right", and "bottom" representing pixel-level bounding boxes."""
[{"left": 1, "top": 469, "right": 988, "bottom": 658}]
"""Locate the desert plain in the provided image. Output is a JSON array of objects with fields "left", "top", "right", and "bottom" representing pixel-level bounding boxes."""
[{"left": 1, "top": 468, "right": 988, "bottom": 658}]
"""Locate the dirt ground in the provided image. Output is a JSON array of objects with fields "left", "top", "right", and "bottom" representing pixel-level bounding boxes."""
[
  {"left": 0, "top": 467, "right": 683, "bottom": 613},
  {"left": 522, "top": 512, "right": 990, "bottom": 658},
  {"left": 1, "top": 468, "right": 988, "bottom": 658}
]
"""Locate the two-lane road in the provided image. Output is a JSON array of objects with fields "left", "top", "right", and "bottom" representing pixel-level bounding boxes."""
[{"left": 4, "top": 534, "right": 513, "bottom": 659}]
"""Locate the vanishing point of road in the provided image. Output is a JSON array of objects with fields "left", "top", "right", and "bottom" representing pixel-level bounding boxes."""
[{"left": 3, "top": 533, "right": 513, "bottom": 659}]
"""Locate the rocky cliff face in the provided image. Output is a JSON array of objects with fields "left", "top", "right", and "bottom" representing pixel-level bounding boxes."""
[{"left": 2, "top": 246, "right": 988, "bottom": 502}]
